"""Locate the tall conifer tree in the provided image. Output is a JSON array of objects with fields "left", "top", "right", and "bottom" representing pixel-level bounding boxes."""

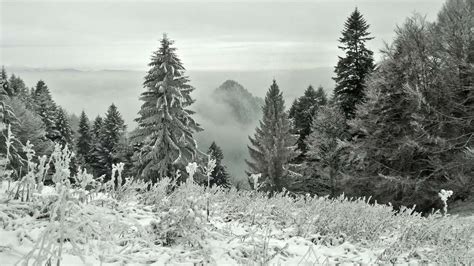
[
  {"left": 89, "top": 115, "right": 104, "bottom": 177},
  {"left": 247, "top": 80, "right": 296, "bottom": 192},
  {"left": 289, "top": 85, "right": 328, "bottom": 158},
  {"left": 305, "top": 105, "right": 348, "bottom": 197},
  {"left": 133, "top": 34, "right": 203, "bottom": 183},
  {"left": 33, "top": 80, "right": 58, "bottom": 141},
  {"left": 92, "top": 104, "right": 126, "bottom": 179},
  {"left": 333, "top": 8, "right": 375, "bottom": 119},
  {"left": 76, "top": 111, "right": 92, "bottom": 164},
  {"left": 55, "top": 107, "right": 73, "bottom": 147},
  {"left": 91, "top": 116, "right": 103, "bottom": 139}
]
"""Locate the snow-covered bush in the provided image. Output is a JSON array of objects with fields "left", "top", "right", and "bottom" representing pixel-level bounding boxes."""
[
  {"left": 438, "top": 189, "right": 453, "bottom": 215},
  {"left": 2, "top": 144, "right": 147, "bottom": 265},
  {"left": 147, "top": 179, "right": 208, "bottom": 247}
]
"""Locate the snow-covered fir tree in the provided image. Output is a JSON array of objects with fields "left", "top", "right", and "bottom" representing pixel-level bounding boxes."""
[
  {"left": 305, "top": 105, "right": 348, "bottom": 197},
  {"left": 91, "top": 115, "right": 103, "bottom": 139},
  {"left": 333, "top": 8, "right": 374, "bottom": 119},
  {"left": 89, "top": 115, "right": 104, "bottom": 177},
  {"left": 10, "top": 75, "right": 34, "bottom": 110},
  {"left": 207, "top": 141, "right": 231, "bottom": 188},
  {"left": 76, "top": 111, "right": 92, "bottom": 165},
  {"left": 32, "top": 80, "right": 59, "bottom": 142},
  {"left": 132, "top": 34, "right": 203, "bottom": 183},
  {"left": 55, "top": 107, "right": 73, "bottom": 147},
  {"left": 101, "top": 104, "right": 126, "bottom": 159},
  {"left": 8, "top": 74, "right": 27, "bottom": 98},
  {"left": 246, "top": 80, "right": 297, "bottom": 193},
  {"left": 91, "top": 104, "right": 126, "bottom": 179},
  {"left": 289, "top": 85, "right": 328, "bottom": 159}
]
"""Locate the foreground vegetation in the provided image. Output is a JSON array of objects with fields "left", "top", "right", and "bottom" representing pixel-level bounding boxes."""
[{"left": 0, "top": 145, "right": 473, "bottom": 265}]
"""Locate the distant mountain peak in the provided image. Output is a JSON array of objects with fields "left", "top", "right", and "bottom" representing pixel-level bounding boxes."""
[
  {"left": 220, "top": 79, "right": 243, "bottom": 89},
  {"left": 213, "top": 80, "right": 263, "bottom": 125}
]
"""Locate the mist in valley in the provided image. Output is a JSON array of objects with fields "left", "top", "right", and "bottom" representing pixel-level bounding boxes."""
[{"left": 10, "top": 67, "right": 333, "bottom": 182}]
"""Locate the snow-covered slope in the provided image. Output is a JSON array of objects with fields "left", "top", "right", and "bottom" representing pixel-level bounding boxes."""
[{"left": 1, "top": 176, "right": 473, "bottom": 265}]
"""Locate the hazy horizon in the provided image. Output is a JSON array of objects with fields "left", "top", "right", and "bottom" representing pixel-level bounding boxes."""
[
  {"left": 7, "top": 66, "right": 335, "bottom": 125},
  {"left": 2, "top": 0, "right": 445, "bottom": 71}
]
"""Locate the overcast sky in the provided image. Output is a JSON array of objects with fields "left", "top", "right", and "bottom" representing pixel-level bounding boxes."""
[{"left": 1, "top": 0, "right": 445, "bottom": 71}]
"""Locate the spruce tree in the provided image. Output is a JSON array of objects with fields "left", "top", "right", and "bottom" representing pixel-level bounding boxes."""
[
  {"left": 289, "top": 85, "right": 328, "bottom": 158},
  {"left": 76, "top": 111, "right": 92, "bottom": 165},
  {"left": 207, "top": 141, "right": 231, "bottom": 188},
  {"left": 5, "top": 74, "right": 34, "bottom": 109},
  {"left": 33, "top": 80, "right": 58, "bottom": 141},
  {"left": 305, "top": 105, "right": 348, "bottom": 197},
  {"left": 8, "top": 74, "right": 26, "bottom": 96},
  {"left": 89, "top": 115, "right": 104, "bottom": 177},
  {"left": 91, "top": 116, "right": 103, "bottom": 138},
  {"left": 93, "top": 104, "right": 126, "bottom": 179},
  {"left": 333, "top": 8, "right": 375, "bottom": 119},
  {"left": 55, "top": 107, "right": 73, "bottom": 147},
  {"left": 132, "top": 34, "right": 203, "bottom": 183},
  {"left": 315, "top": 86, "right": 328, "bottom": 106},
  {"left": 102, "top": 104, "right": 125, "bottom": 155},
  {"left": 246, "top": 80, "right": 297, "bottom": 192}
]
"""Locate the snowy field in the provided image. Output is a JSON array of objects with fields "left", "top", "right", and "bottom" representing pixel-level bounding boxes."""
[{"left": 0, "top": 146, "right": 472, "bottom": 265}]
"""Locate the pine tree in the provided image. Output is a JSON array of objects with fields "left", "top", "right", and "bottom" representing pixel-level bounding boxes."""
[
  {"left": 55, "top": 107, "right": 73, "bottom": 147},
  {"left": 91, "top": 116, "right": 103, "bottom": 138},
  {"left": 132, "top": 34, "right": 203, "bottom": 183},
  {"left": 32, "top": 80, "right": 58, "bottom": 141},
  {"left": 305, "top": 105, "right": 348, "bottom": 197},
  {"left": 102, "top": 104, "right": 125, "bottom": 155},
  {"left": 92, "top": 104, "right": 126, "bottom": 179},
  {"left": 315, "top": 86, "right": 328, "bottom": 106},
  {"left": 8, "top": 74, "right": 28, "bottom": 97},
  {"left": 207, "top": 141, "right": 231, "bottom": 188},
  {"left": 3, "top": 73, "right": 34, "bottom": 109},
  {"left": 246, "top": 80, "right": 297, "bottom": 192},
  {"left": 89, "top": 115, "right": 104, "bottom": 177},
  {"left": 289, "top": 85, "right": 328, "bottom": 158},
  {"left": 76, "top": 111, "right": 92, "bottom": 165},
  {"left": 333, "top": 8, "right": 375, "bottom": 119}
]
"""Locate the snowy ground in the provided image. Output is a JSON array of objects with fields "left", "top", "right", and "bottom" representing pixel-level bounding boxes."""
[{"left": 0, "top": 179, "right": 473, "bottom": 265}]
